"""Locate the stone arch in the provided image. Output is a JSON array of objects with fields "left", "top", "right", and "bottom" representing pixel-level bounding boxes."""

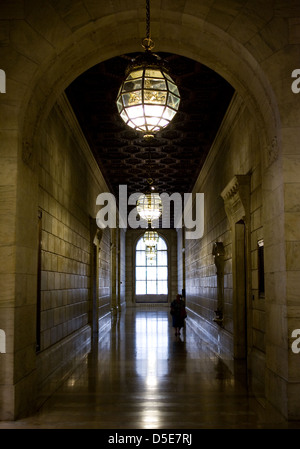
[
  {"left": 17, "top": 9, "right": 281, "bottom": 168},
  {"left": 2, "top": 1, "right": 294, "bottom": 420}
]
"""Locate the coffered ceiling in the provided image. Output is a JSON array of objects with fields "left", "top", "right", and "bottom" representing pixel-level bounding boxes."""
[{"left": 66, "top": 52, "right": 234, "bottom": 204}]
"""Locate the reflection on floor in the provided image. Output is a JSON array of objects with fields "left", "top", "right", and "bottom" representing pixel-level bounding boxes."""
[{"left": 1, "top": 307, "right": 300, "bottom": 429}]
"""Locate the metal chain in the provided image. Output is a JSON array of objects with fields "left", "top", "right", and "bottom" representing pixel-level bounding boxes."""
[
  {"left": 146, "top": 0, "right": 151, "bottom": 39},
  {"left": 142, "top": 0, "right": 154, "bottom": 50}
]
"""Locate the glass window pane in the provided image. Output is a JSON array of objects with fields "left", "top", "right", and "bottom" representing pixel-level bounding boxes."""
[
  {"left": 157, "top": 281, "right": 168, "bottom": 294},
  {"left": 136, "top": 267, "right": 146, "bottom": 280},
  {"left": 136, "top": 281, "right": 146, "bottom": 295},
  {"left": 147, "top": 267, "right": 156, "bottom": 280},
  {"left": 136, "top": 250, "right": 145, "bottom": 266},
  {"left": 157, "top": 238, "right": 167, "bottom": 250},
  {"left": 156, "top": 250, "right": 167, "bottom": 266},
  {"left": 157, "top": 266, "right": 168, "bottom": 281},
  {"left": 136, "top": 238, "right": 146, "bottom": 250},
  {"left": 147, "top": 280, "right": 156, "bottom": 294}
]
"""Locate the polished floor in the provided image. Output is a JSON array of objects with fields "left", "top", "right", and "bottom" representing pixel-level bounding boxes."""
[{"left": 1, "top": 307, "right": 300, "bottom": 430}]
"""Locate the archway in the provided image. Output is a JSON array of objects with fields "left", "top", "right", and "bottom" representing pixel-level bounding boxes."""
[
  {"left": 21, "top": 15, "right": 280, "bottom": 161},
  {"left": 1, "top": 2, "right": 289, "bottom": 420}
]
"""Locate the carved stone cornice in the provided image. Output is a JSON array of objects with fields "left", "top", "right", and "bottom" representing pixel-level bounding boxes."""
[{"left": 221, "top": 175, "right": 250, "bottom": 225}]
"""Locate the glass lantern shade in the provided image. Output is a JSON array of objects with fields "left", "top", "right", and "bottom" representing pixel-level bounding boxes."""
[
  {"left": 116, "top": 65, "right": 180, "bottom": 135},
  {"left": 143, "top": 230, "right": 159, "bottom": 248},
  {"left": 146, "top": 246, "right": 157, "bottom": 264},
  {"left": 136, "top": 191, "right": 163, "bottom": 223}
]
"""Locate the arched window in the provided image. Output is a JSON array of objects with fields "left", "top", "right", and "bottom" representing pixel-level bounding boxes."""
[
  {"left": 0, "top": 329, "right": 6, "bottom": 353},
  {"left": 135, "top": 235, "right": 168, "bottom": 301}
]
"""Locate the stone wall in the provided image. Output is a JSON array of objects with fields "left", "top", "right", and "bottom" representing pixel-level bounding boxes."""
[
  {"left": 177, "top": 228, "right": 185, "bottom": 297},
  {"left": 185, "top": 93, "right": 265, "bottom": 397},
  {"left": 119, "top": 229, "right": 126, "bottom": 310},
  {"left": 35, "top": 95, "right": 112, "bottom": 408},
  {"left": 97, "top": 228, "right": 111, "bottom": 330}
]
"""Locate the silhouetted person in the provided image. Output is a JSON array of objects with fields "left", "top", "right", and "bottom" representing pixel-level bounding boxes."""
[{"left": 170, "top": 294, "right": 187, "bottom": 336}]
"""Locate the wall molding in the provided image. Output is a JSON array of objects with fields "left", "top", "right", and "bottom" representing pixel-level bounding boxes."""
[{"left": 221, "top": 174, "right": 251, "bottom": 225}]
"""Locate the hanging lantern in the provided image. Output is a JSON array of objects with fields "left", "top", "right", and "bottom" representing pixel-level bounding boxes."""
[
  {"left": 116, "top": 57, "right": 180, "bottom": 137},
  {"left": 146, "top": 246, "right": 157, "bottom": 265},
  {"left": 143, "top": 229, "right": 159, "bottom": 248},
  {"left": 136, "top": 184, "right": 163, "bottom": 224},
  {"left": 116, "top": 0, "right": 180, "bottom": 138}
]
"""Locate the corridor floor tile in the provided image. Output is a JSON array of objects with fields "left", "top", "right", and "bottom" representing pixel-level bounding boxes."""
[{"left": 0, "top": 307, "right": 300, "bottom": 430}]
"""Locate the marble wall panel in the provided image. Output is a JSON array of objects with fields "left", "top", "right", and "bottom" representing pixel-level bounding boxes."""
[
  {"left": 25, "top": 95, "right": 113, "bottom": 410},
  {"left": 185, "top": 95, "right": 265, "bottom": 391}
]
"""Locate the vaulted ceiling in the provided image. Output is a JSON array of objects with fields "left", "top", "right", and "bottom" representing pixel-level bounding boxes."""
[{"left": 66, "top": 52, "right": 234, "bottom": 204}]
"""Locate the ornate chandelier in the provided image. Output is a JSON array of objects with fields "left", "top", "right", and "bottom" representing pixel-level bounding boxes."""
[
  {"left": 146, "top": 246, "right": 157, "bottom": 265},
  {"left": 143, "top": 229, "right": 159, "bottom": 248},
  {"left": 136, "top": 179, "right": 163, "bottom": 225},
  {"left": 116, "top": 0, "right": 180, "bottom": 138},
  {"left": 143, "top": 228, "right": 159, "bottom": 264}
]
